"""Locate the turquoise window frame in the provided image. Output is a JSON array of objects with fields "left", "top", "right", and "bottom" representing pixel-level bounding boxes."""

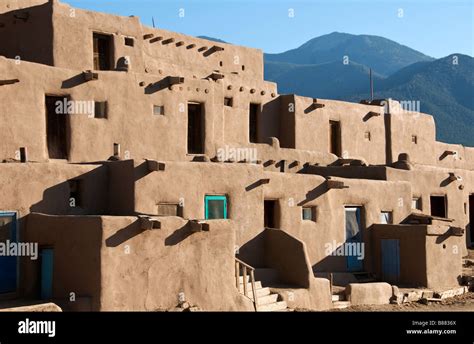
[{"left": 204, "top": 195, "right": 228, "bottom": 219}]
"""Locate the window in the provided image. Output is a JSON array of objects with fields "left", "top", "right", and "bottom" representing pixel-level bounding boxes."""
[
  {"left": 224, "top": 97, "right": 233, "bottom": 107},
  {"left": 205, "top": 195, "right": 227, "bottom": 219},
  {"left": 94, "top": 101, "right": 107, "bottom": 118},
  {"left": 411, "top": 135, "right": 418, "bottom": 144},
  {"left": 302, "top": 207, "right": 316, "bottom": 222},
  {"left": 364, "top": 131, "right": 371, "bottom": 141},
  {"left": 380, "top": 211, "right": 392, "bottom": 224},
  {"left": 68, "top": 179, "right": 82, "bottom": 208},
  {"left": 153, "top": 105, "right": 165, "bottom": 116},
  {"left": 242, "top": 65, "right": 245, "bottom": 71},
  {"left": 187, "top": 102, "right": 205, "bottom": 154},
  {"left": 157, "top": 203, "right": 183, "bottom": 217},
  {"left": 329, "top": 120, "right": 341, "bottom": 156},
  {"left": 430, "top": 195, "right": 447, "bottom": 218},
  {"left": 249, "top": 103, "right": 260, "bottom": 143},
  {"left": 124, "top": 37, "right": 134, "bottom": 47},
  {"left": 93, "top": 33, "right": 113, "bottom": 71},
  {"left": 412, "top": 197, "right": 422, "bottom": 210},
  {"left": 45, "top": 95, "right": 69, "bottom": 159}
]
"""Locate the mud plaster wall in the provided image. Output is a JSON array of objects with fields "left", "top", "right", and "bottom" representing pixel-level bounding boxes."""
[
  {"left": 23, "top": 213, "right": 103, "bottom": 310},
  {"left": 132, "top": 160, "right": 413, "bottom": 273},
  {"left": 0, "top": 2, "right": 54, "bottom": 66},
  {"left": 372, "top": 225, "right": 428, "bottom": 287},
  {"left": 100, "top": 216, "right": 253, "bottom": 311}
]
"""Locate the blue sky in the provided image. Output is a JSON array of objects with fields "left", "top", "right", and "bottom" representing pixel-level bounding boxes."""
[{"left": 64, "top": 0, "right": 473, "bottom": 58}]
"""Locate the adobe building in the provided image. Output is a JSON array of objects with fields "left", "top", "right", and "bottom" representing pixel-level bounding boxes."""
[{"left": 0, "top": 0, "right": 473, "bottom": 311}]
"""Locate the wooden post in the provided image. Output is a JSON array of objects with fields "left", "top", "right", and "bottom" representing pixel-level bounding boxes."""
[
  {"left": 19, "top": 147, "right": 27, "bottom": 163},
  {"left": 235, "top": 261, "right": 240, "bottom": 289},
  {"left": 250, "top": 270, "right": 258, "bottom": 310},
  {"left": 113, "top": 143, "right": 120, "bottom": 158},
  {"left": 243, "top": 266, "right": 247, "bottom": 297}
]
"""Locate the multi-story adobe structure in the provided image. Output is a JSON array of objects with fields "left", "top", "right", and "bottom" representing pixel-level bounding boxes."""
[{"left": 0, "top": 0, "right": 473, "bottom": 311}]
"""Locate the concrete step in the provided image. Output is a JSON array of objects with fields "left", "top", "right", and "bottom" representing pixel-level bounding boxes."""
[
  {"left": 239, "top": 281, "right": 263, "bottom": 291},
  {"left": 239, "top": 275, "right": 250, "bottom": 284},
  {"left": 255, "top": 294, "right": 279, "bottom": 306},
  {"left": 257, "top": 301, "right": 287, "bottom": 312},
  {"left": 246, "top": 287, "right": 271, "bottom": 299},
  {"left": 332, "top": 301, "right": 351, "bottom": 309},
  {"left": 332, "top": 294, "right": 345, "bottom": 302}
]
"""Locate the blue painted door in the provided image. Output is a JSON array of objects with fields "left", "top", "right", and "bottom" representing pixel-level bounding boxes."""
[
  {"left": 205, "top": 195, "right": 227, "bottom": 220},
  {"left": 381, "top": 239, "right": 400, "bottom": 283},
  {"left": 345, "top": 207, "right": 363, "bottom": 271},
  {"left": 0, "top": 212, "right": 17, "bottom": 293},
  {"left": 40, "top": 248, "right": 54, "bottom": 300}
]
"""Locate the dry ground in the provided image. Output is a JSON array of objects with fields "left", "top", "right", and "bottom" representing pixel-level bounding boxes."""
[{"left": 327, "top": 292, "right": 474, "bottom": 312}]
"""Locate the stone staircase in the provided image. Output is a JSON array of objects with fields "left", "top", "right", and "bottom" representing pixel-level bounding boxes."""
[
  {"left": 239, "top": 275, "right": 287, "bottom": 311},
  {"left": 331, "top": 285, "right": 351, "bottom": 309}
]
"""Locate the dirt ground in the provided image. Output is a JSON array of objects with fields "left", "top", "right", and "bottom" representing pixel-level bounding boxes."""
[{"left": 328, "top": 292, "right": 474, "bottom": 312}]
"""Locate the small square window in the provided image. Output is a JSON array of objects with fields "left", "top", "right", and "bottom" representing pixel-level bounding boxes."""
[
  {"left": 412, "top": 197, "right": 422, "bottom": 210},
  {"left": 153, "top": 105, "right": 165, "bottom": 115},
  {"left": 380, "top": 211, "right": 392, "bottom": 224},
  {"left": 124, "top": 37, "right": 134, "bottom": 47},
  {"left": 364, "top": 131, "right": 371, "bottom": 141},
  {"left": 157, "top": 203, "right": 183, "bottom": 217},
  {"left": 302, "top": 206, "right": 316, "bottom": 221},
  {"left": 411, "top": 135, "right": 417, "bottom": 144},
  {"left": 94, "top": 101, "right": 107, "bottom": 118},
  {"left": 224, "top": 97, "right": 233, "bottom": 107}
]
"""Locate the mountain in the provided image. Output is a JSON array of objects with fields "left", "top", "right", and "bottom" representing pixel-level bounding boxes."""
[
  {"left": 349, "top": 54, "right": 474, "bottom": 146},
  {"left": 265, "top": 32, "right": 434, "bottom": 76},
  {"left": 265, "top": 60, "right": 384, "bottom": 99},
  {"left": 197, "top": 32, "right": 474, "bottom": 146},
  {"left": 197, "top": 36, "right": 227, "bottom": 44}
]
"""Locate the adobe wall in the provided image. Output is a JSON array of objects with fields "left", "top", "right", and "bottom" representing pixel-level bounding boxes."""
[
  {"left": 133, "top": 159, "right": 413, "bottom": 273},
  {"left": 264, "top": 228, "right": 332, "bottom": 310},
  {"left": 23, "top": 213, "right": 104, "bottom": 310},
  {"left": 99, "top": 216, "right": 253, "bottom": 311},
  {"left": 0, "top": 57, "right": 277, "bottom": 163},
  {"left": 289, "top": 96, "right": 386, "bottom": 165},
  {"left": 0, "top": 2, "right": 54, "bottom": 66},
  {"left": 0, "top": 162, "right": 108, "bottom": 218},
  {"left": 387, "top": 166, "right": 474, "bottom": 253},
  {"left": 263, "top": 174, "right": 412, "bottom": 273},
  {"left": 425, "top": 225, "right": 463, "bottom": 289},
  {"left": 23, "top": 214, "right": 253, "bottom": 311},
  {"left": 371, "top": 225, "right": 428, "bottom": 287},
  {"left": 0, "top": 0, "right": 48, "bottom": 13},
  {"left": 48, "top": 1, "right": 264, "bottom": 81}
]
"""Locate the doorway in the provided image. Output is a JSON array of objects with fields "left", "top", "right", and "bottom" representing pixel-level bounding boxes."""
[
  {"left": 0, "top": 212, "right": 17, "bottom": 293},
  {"left": 93, "top": 33, "right": 113, "bottom": 70},
  {"left": 204, "top": 195, "right": 227, "bottom": 219},
  {"left": 249, "top": 103, "right": 260, "bottom": 143},
  {"left": 345, "top": 206, "right": 363, "bottom": 271},
  {"left": 381, "top": 239, "right": 400, "bottom": 283},
  {"left": 40, "top": 248, "right": 54, "bottom": 300},
  {"left": 187, "top": 102, "right": 205, "bottom": 154},
  {"left": 264, "top": 200, "right": 279, "bottom": 229},
  {"left": 46, "top": 95, "right": 69, "bottom": 159}
]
